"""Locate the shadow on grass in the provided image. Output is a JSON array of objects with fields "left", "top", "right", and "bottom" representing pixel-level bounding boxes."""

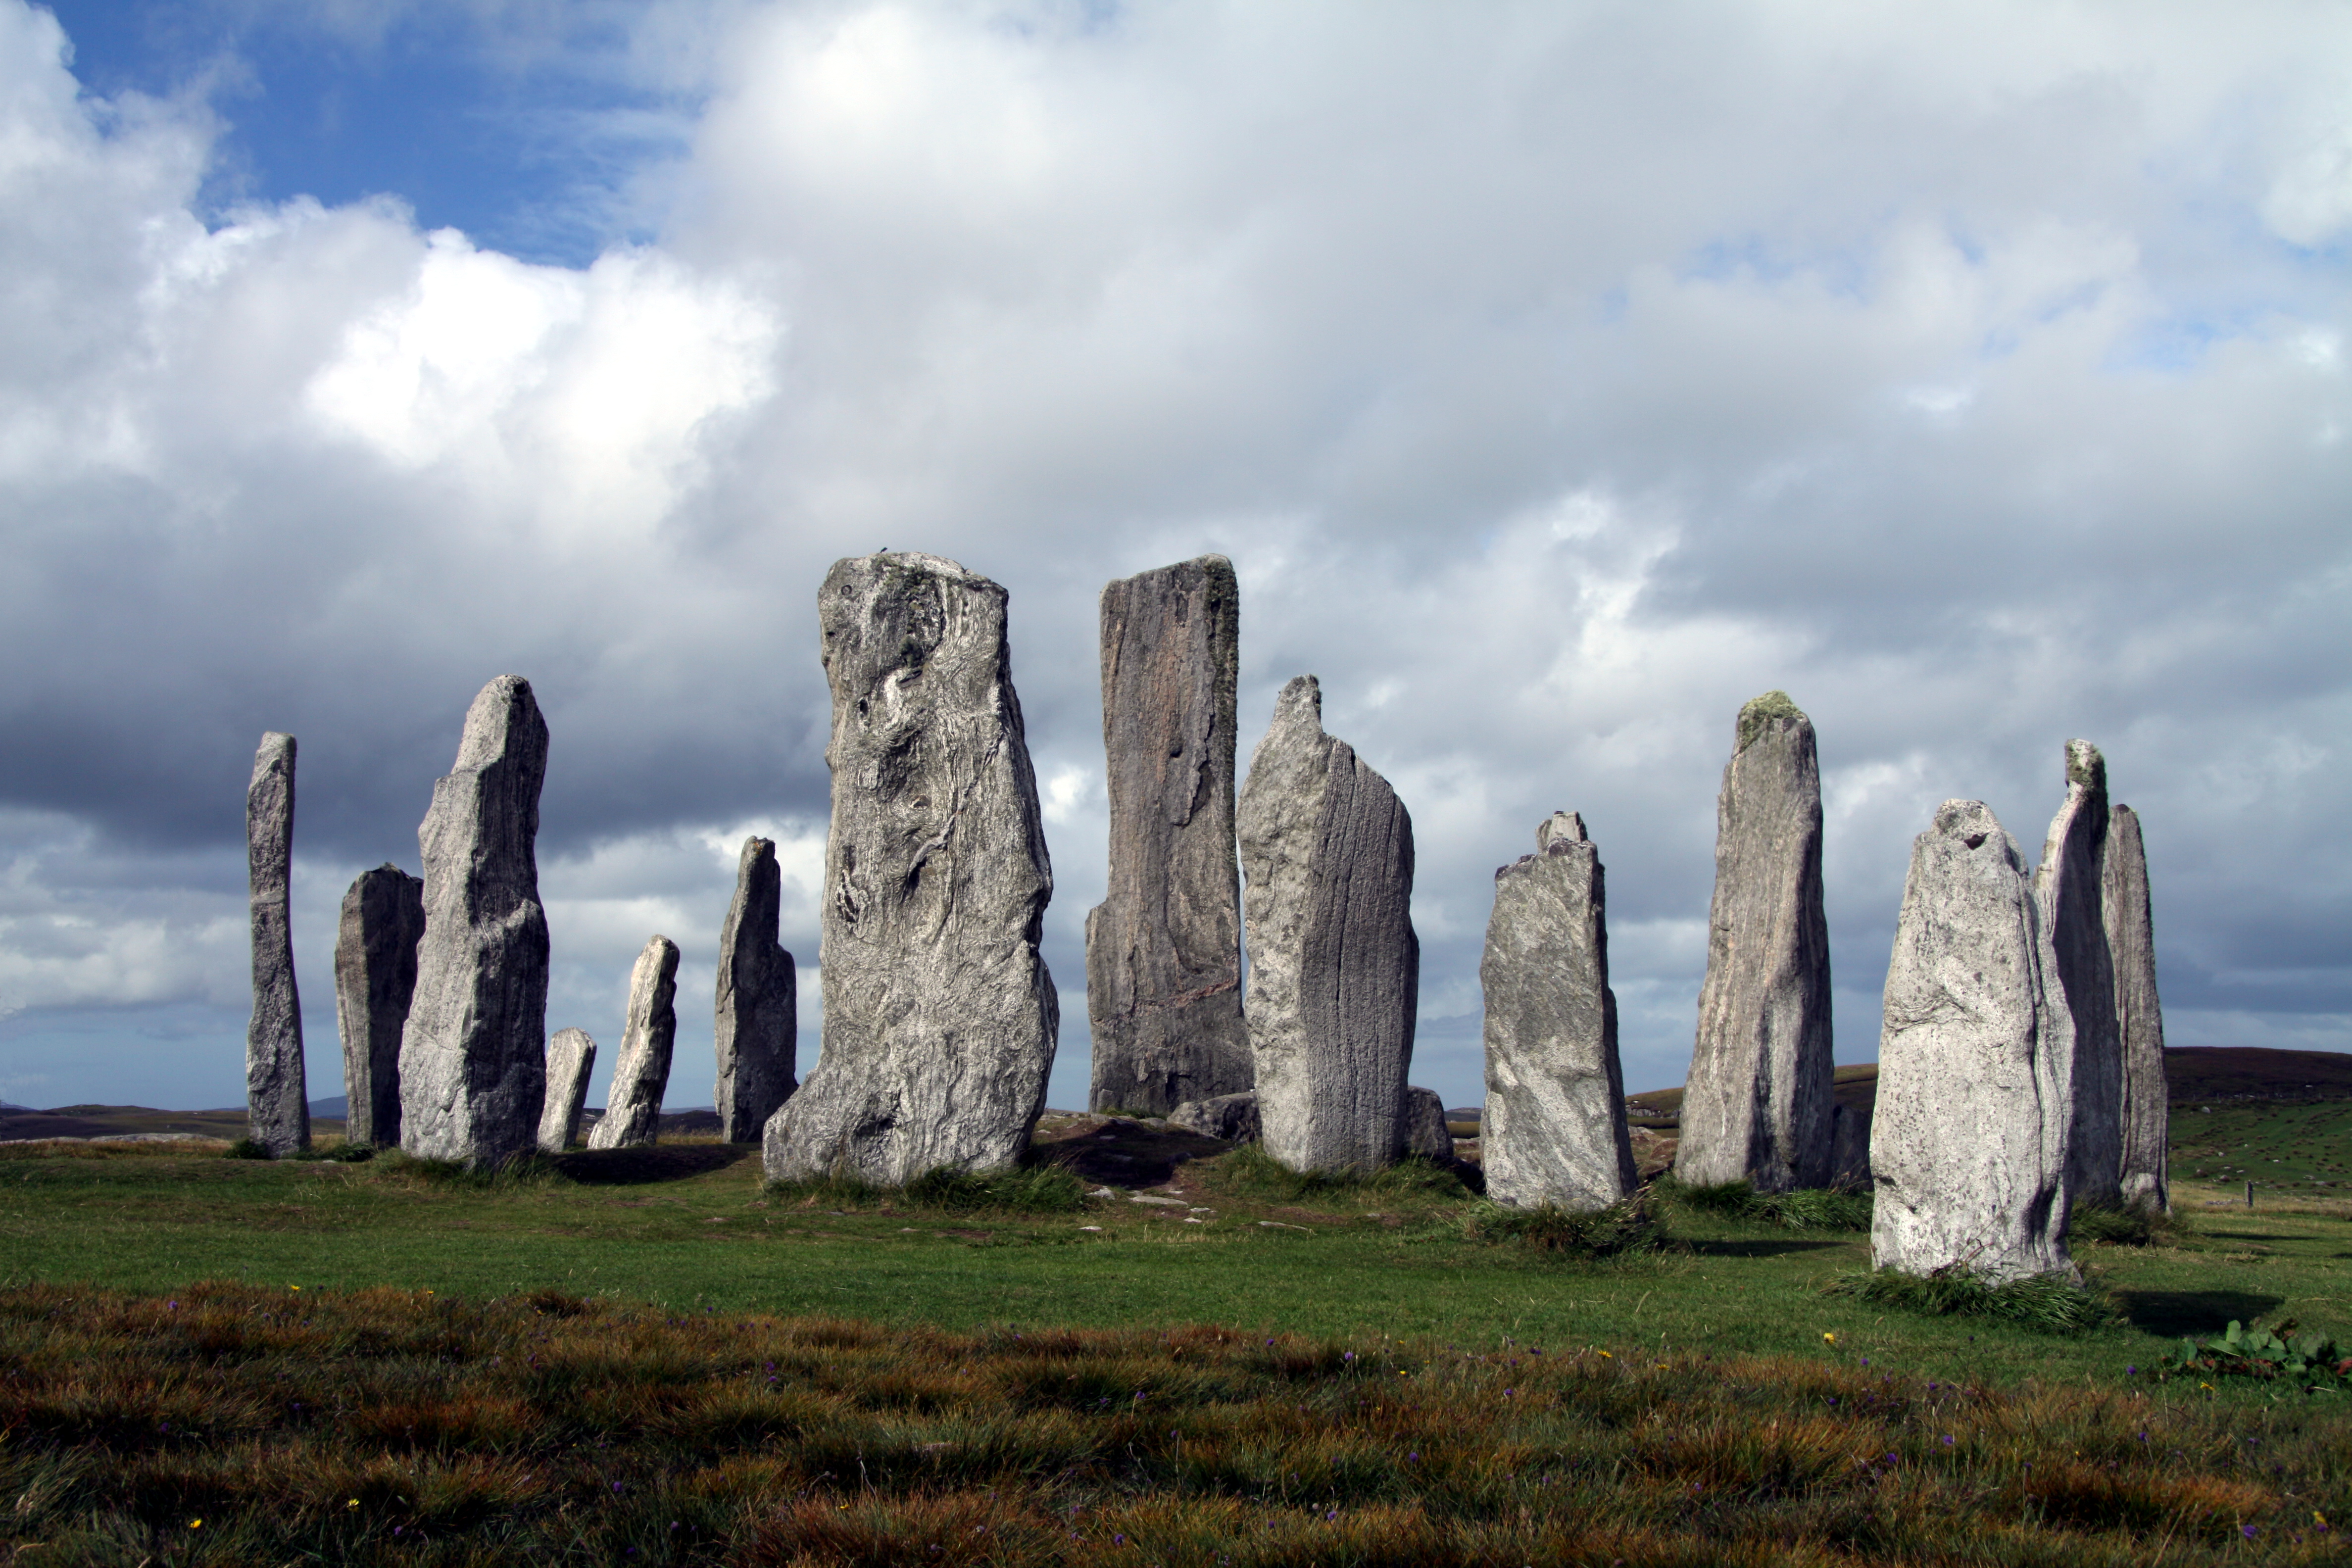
[
  {"left": 551, "top": 1144, "right": 756, "bottom": 1185},
  {"left": 2116, "top": 1288, "right": 2286, "bottom": 1339},
  {"left": 1684, "top": 1238, "right": 1850, "bottom": 1259}
]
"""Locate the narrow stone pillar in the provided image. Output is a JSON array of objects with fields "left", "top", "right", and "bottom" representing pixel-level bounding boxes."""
[
  {"left": 763, "top": 552, "right": 1058, "bottom": 1185},
  {"left": 2106, "top": 804, "right": 2169, "bottom": 1212},
  {"left": 539, "top": 1029, "right": 597, "bottom": 1152},
  {"left": 1674, "top": 692, "right": 1833, "bottom": 1193},
  {"left": 398, "top": 675, "right": 551, "bottom": 1168},
  {"left": 245, "top": 732, "right": 310, "bottom": 1155},
  {"left": 589, "top": 936, "right": 681, "bottom": 1150},
  {"left": 2035, "top": 739, "right": 2122, "bottom": 1211},
  {"left": 1085, "top": 555, "right": 1248, "bottom": 1115},
  {"left": 716, "top": 836, "right": 799, "bottom": 1142},
  {"left": 333, "top": 863, "right": 424, "bottom": 1149},
  {"left": 1235, "top": 675, "right": 1418, "bottom": 1175}
]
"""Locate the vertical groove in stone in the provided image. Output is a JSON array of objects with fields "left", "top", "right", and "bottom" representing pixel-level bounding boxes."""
[
  {"left": 2106, "top": 804, "right": 2169, "bottom": 1212},
  {"left": 716, "top": 836, "right": 798, "bottom": 1142},
  {"left": 539, "top": 1028, "right": 597, "bottom": 1153},
  {"left": 2035, "top": 739, "right": 2122, "bottom": 1211},
  {"left": 334, "top": 863, "right": 424, "bottom": 1149},
  {"left": 245, "top": 732, "right": 309, "bottom": 1155},
  {"left": 590, "top": 936, "right": 682, "bottom": 1150}
]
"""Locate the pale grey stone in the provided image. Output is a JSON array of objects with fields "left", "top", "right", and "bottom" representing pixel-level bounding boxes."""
[
  {"left": 1168, "top": 1090, "right": 1261, "bottom": 1143},
  {"left": 763, "top": 552, "right": 1058, "bottom": 1185},
  {"left": 1403, "top": 1086, "right": 1454, "bottom": 1163},
  {"left": 1479, "top": 811, "right": 1638, "bottom": 1211},
  {"left": 1829, "top": 1103, "right": 1873, "bottom": 1192},
  {"left": 2035, "top": 739, "right": 2122, "bottom": 1211},
  {"left": 398, "top": 675, "right": 551, "bottom": 1169},
  {"left": 1235, "top": 675, "right": 1419, "bottom": 1176},
  {"left": 589, "top": 936, "right": 681, "bottom": 1150},
  {"left": 2106, "top": 804, "right": 2169, "bottom": 1212},
  {"left": 1870, "top": 799, "right": 2077, "bottom": 1283},
  {"left": 333, "top": 863, "right": 423, "bottom": 1149},
  {"left": 245, "top": 732, "right": 310, "bottom": 1155},
  {"left": 538, "top": 1028, "right": 596, "bottom": 1152},
  {"left": 1674, "top": 692, "right": 1833, "bottom": 1193},
  {"left": 715, "top": 836, "right": 798, "bottom": 1142},
  {"left": 1085, "top": 555, "right": 1249, "bottom": 1115}
]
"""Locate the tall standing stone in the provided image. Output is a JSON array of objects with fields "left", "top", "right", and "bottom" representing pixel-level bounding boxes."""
[
  {"left": 589, "top": 936, "right": 681, "bottom": 1150},
  {"left": 1674, "top": 692, "right": 1833, "bottom": 1193},
  {"left": 2035, "top": 739, "right": 2122, "bottom": 1211},
  {"left": 1085, "top": 555, "right": 1248, "bottom": 1115},
  {"left": 245, "top": 732, "right": 310, "bottom": 1155},
  {"left": 2106, "top": 804, "right": 2169, "bottom": 1212},
  {"left": 334, "top": 863, "right": 424, "bottom": 1149},
  {"left": 538, "top": 1028, "right": 596, "bottom": 1152},
  {"left": 1869, "top": 800, "right": 2077, "bottom": 1283},
  {"left": 399, "top": 675, "right": 551, "bottom": 1169},
  {"left": 716, "top": 836, "right": 798, "bottom": 1142},
  {"left": 763, "top": 552, "right": 1058, "bottom": 1185},
  {"left": 1235, "top": 675, "right": 1419, "bottom": 1175},
  {"left": 1480, "top": 811, "right": 1638, "bottom": 1211}
]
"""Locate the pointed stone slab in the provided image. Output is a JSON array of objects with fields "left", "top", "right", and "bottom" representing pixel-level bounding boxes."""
[
  {"left": 334, "top": 863, "right": 424, "bottom": 1149},
  {"left": 1674, "top": 692, "right": 1833, "bottom": 1193},
  {"left": 245, "top": 732, "right": 309, "bottom": 1155},
  {"left": 1480, "top": 812, "right": 1638, "bottom": 1212},
  {"left": 716, "top": 836, "right": 798, "bottom": 1142},
  {"left": 763, "top": 552, "right": 1058, "bottom": 1185},
  {"left": 2106, "top": 804, "right": 2169, "bottom": 1212},
  {"left": 590, "top": 936, "right": 681, "bottom": 1150},
  {"left": 398, "top": 675, "right": 552, "bottom": 1169},
  {"left": 2035, "top": 739, "right": 2122, "bottom": 1211},
  {"left": 1236, "top": 675, "right": 1419, "bottom": 1176},
  {"left": 539, "top": 1028, "right": 597, "bottom": 1152},
  {"left": 1870, "top": 800, "right": 2077, "bottom": 1283},
  {"left": 1085, "top": 555, "right": 1248, "bottom": 1115}
]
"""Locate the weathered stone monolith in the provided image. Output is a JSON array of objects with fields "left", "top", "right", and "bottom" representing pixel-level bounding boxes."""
[
  {"left": 538, "top": 1028, "right": 596, "bottom": 1152},
  {"left": 1870, "top": 800, "right": 2077, "bottom": 1283},
  {"left": 246, "top": 732, "right": 310, "bottom": 1155},
  {"left": 1403, "top": 1087, "right": 1455, "bottom": 1163},
  {"left": 2106, "top": 804, "right": 2169, "bottom": 1212},
  {"left": 2035, "top": 740, "right": 2121, "bottom": 1211},
  {"left": 1829, "top": 1103, "right": 1873, "bottom": 1192},
  {"left": 716, "top": 837, "right": 798, "bottom": 1142},
  {"left": 1235, "top": 675, "right": 1418, "bottom": 1176},
  {"left": 763, "top": 552, "right": 1058, "bottom": 1185},
  {"left": 334, "top": 863, "right": 424, "bottom": 1149},
  {"left": 1169, "top": 1090, "right": 1260, "bottom": 1143},
  {"left": 1086, "top": 556, "right": 1248, "bottom": 1116},
  {"left": 589, "top": 936, "right": 681, "bottom": 1150},
  {"left": 1479, "top": 811, "right": 1638, "bottom": 1211},
  {"left": 1674, "top": 692, "right": 1833, "bottom": 1193},
  {"left": 398, "top": 675, "right": 551, "bottom": 1169}
]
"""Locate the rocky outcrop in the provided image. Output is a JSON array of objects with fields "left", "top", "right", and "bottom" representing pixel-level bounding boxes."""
[
  {"left": 1403, "top": 1086, "right": 1455, "bottom": 1162},
  {"left": 763, "top": 553, "right": 1058, "bottom": 1185},
  {"left": 2106, "top": 804, "right": 2169, "bottom": 1212},
  {"left": 399, "top": 675, "right": 552, "bottom": 1169},
  {"left": 1168, "top": 1090, "right": 1261, "bottom": 1143},
  {"left": 538, "top": 1028, "right": 596, "bottom": 1152},
  {"left": 1674, "top": 692, "right": 1833, "bottom": 1193},
  {"left": 333, "top": 863, "right": 424, "bottom": 1149},
  {"left": 1235, "top": 675, "right": 1419, "bottom": 1176},
  {"left": 589, "top": 936, "right": 681, "bottom": 1150},
  {"left": 1870, "top": 800, "right": 2076, "bottom": 1283},
  {"left": 1479, "top": 811, "right": 1638, "bottom": 1211},
  {"left": 245, "top": 732, "right": 310, "bottom": 1156},
  {"left": 2035, "top": 740, "right": 2121, "bottom": 1211},
  {"left": 715, "top": 836, "right": 798, "bottom": 1142}
]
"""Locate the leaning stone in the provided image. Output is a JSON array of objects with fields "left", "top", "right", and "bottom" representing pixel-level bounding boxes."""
[
  {"left": 1829, "top": 1103, "right": 1873, "bottom": 1192},
  {"left": 2105, "top": 804, "right": 2169, "bottom": 1212},
  {"left": 1402, "top": 1086, "right": 1455, "bottom": 1163},
  {"left": 538, "top": 1029, "right": 597, "bottom": 1152},
  {"left": 333, "top": 863, "right": 424, "bottom": 1149},
  {"left": 245, "top": 732, "right": 310, "bottom": 1156},
  {"left": 1479, "top": 811, "right": 1638, "bottom": 1211},
  {"left": 399, "top": 676, "right": 551, "bottom": 1169},
  {"left": 2034, "top": 740, "right": 2122, "bottom": 1211},
  {"left": 763, "top": 553, "right": 1058, "bottom": 1185},
  {"left": 589, "top": 937, "right": 681, "bottom": 1150},
  {"left": 1870, "top": 800, "right": 2076, "bottom": 1283},
  {"left": 1674, "top": 692, "right": 1833, "bottom": 1193},
  {"left": 1085, "top": 555, "right": 1249, "bottom": 1115},
  {"left": 1168, "top": 1090, "right": 1261, "bottom": 1143},
  {"left": 716, "top": 837, "right": 798, "bottom": 1142},
  {"left": 1235, "top": 675, "right": 1418, "bottom": 1176}
]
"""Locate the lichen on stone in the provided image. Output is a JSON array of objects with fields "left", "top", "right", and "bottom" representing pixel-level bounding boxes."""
[{"left": 1735, "top": 689, "right": 1806, "bottom": 751}]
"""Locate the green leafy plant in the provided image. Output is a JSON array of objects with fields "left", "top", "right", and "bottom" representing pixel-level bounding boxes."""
[
  {"left": 2159, "top": 1319, "right": 2352, "bottom": 1389},
  {"left": 1825, "top": 1265, "right": 2118, "bottom": 1335}
]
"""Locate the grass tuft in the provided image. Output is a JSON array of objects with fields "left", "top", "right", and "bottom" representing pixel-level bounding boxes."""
[
  {"left": 766, "top": 1164, "right": 1090, "bottom": 1215},
  {"left": 1826, "top": 1264, "right": 2120, "bottom": 1334},
  {"left": 2071, "top": 1201, "right": 2194, "bottom": 1246},
  {"left": 1653, "top": 1174, "right": 1872, "bottom": 1231},
  {"left": 1209, "top": 1142, "right": 1474, "bottom": 1201},
  {"left": 1462, "top": 1195, "right": 1661, "bottom": 1256},
  {"left": 224, "top": 1137, "right": 273, "bottom": 1161}
]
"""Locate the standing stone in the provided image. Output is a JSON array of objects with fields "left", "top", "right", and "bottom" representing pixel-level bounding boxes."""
[
  {"left": 2106, "top": 804, "right": 2169, "bottom": 1212},
  {"left": 1480, "top": 812, "right": 1638, "bottom": 1212},
  {"left": 1235, "top": 675, "right": 1418, "bottom": 1175},
  {"left": 245, "top": 732, "right": 310, "bottom": 1155},
  {"left": 333, "top": 864, "right": 424, "bottom": 1149},
  {"left": 1085, "top": 556, "right": 1249, "bottom": 1115},
  {"left": 538, "top": 1028, "right": 596, "bottom": 1152},
  {"left": 1870, "top": 800, "right": 2076, "bottom": 1283},
  {"left": 715, "top": 836, "right": 798, "bottom": 1142},
  {"left": 1168, "top": 1090, "right": 1261, "bottom": 1143},
  {"left": 589, "top": 936, "right": 681, "bottom": 1150},
  {"left": 1828, "top": 1103, "right": 1873, "bottom": 1192},
  {"left": 399, "top": 675, "right": 551, "bottom": 1169},
  {"left": 2035, "top": 740, "right": 2122, "bottom": 1211},
  {"left": 1402, "top": 1086, "right": 1456, "bottom": 1163},
  {"left": 1674, "top": 692, "right": 1833, "bottom": 1193},
  {"left": 763, "top": 552, "right": 1058, "bottom": 1185}
]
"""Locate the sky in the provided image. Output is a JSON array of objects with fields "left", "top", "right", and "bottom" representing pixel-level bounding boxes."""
[{"left": 0, "top": 0, "right": 2346, "bottom": 1121}]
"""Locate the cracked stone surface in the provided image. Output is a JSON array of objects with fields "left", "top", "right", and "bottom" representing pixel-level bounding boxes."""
[
  {"left": 2106, "top": 803, "right": 2169, "bottom": 1212},
  {"left": 589, "top": 936, "right": 681, "bottom": 1150},
  {"left": 716, "top": 836, "right": 798, "bottom": 1142},
  {"left": 538, "top": 1028, "right": 596, "bottom": 1152},
  {"left": 245, "top": 732, "right": 309, "bottom": 1156}
]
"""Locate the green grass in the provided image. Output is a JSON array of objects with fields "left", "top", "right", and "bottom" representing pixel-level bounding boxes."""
[
  {"left": 2168, "top": 1099, "right": 2352, "bottom": 1197},
  {"left": 1652, "top": 1174, "right": 1875, "bottom": 1232},
  {"left": 1825, "top": 1267, "right": 2123, "bottom": 1335}
]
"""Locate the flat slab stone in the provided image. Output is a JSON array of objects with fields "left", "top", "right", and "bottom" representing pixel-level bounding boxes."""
[
  {"left": 333, "top": 863, "right": 424, "bottom": 1150},
  {"left": 245, "top": 732, "right": 310, "bottom": 1156},
  {"left": 2035, "top": 739, "right": 2122, "bottom": 1211},
  {"left": 716, "top": 836, "right": 798, "bottom": 1142},
  {"left": 538, "top": 1028, "right": 596, "bottom": 1153},
  {"left": 2106, "top": 804, "right": 2169, "bottom": 1212},
  {"left": 589, "top": 936, "right": 681, "bottom": 1150},
  {"left": 1168, "top": 1090, "right": 1261, "bottom": 1143}
]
